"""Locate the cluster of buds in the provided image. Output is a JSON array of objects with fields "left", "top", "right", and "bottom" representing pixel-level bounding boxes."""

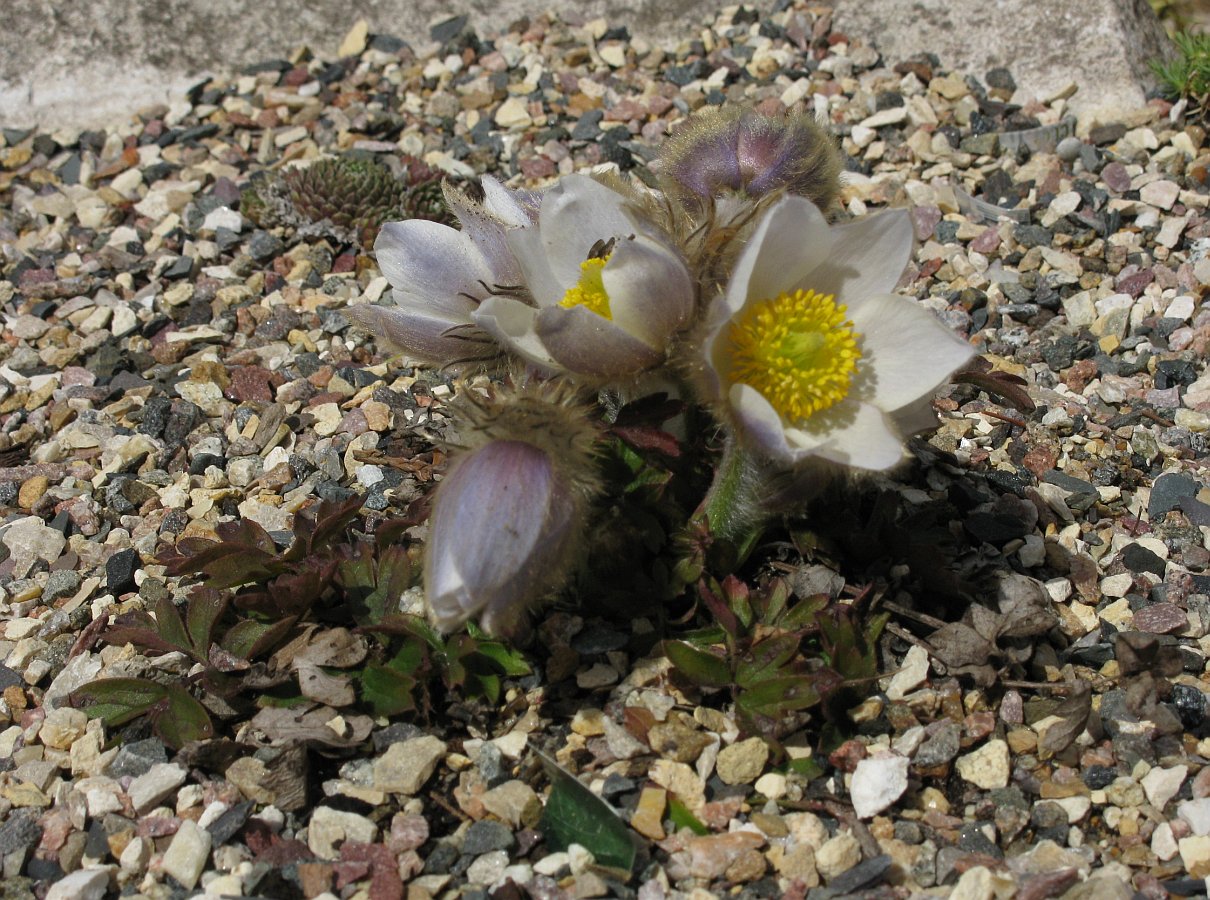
[{"left": 348, "top": 105, "right": 976, "bottom": 636}]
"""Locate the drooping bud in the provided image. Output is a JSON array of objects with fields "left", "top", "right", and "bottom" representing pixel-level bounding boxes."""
[
  {"left": 425, "top": 439, "right": 580, "bottom": 636},
  {"left": 656, "top": 106, "right": 842, "bottom": 212},
  {"left": 423, "top": 377, "right": 602, "bottom": 635}
]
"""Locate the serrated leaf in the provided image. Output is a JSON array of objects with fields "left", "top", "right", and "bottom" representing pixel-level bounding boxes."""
[
  {"left": 667, "top": 796, "right": 708, "bottom": 835},
  {"left": 214, "top": 517, "right": 278, "bottom": 554},
  {"left": 360, "top": 664, "right": 420, "bottom": 717},
  {"left": 471, "top": 639, "right": 532, "bottom": 678},
  {"left": 536, "top": 749, "right": 636, "bottom": 874},
  {"left": 289, "top": 495, "right": 364, "bottom": 560},
  {"left": 340, "top": 543, "right": 418, "bottom": 628},
  {"left": 663, "top": 640, "right": 733, "bottom": 687}
]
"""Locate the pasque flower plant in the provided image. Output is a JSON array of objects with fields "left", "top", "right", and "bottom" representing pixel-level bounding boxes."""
[{"left": 350, "top": 104, "right": 978, "bottom": 636}]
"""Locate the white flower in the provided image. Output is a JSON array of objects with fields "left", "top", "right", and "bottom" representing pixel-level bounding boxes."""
[
  {"left": 703, "top": 196, "right": 975, "bottom": 471},
  {"left": 347, "top": 177, "right": 535, "bottom": 365},
  {"left": 475, "top": 174, "right": 695, "bottom": 378}
]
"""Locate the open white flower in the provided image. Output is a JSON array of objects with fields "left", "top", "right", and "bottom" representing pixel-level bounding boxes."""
[
  {"left": 474, "top": 174, "right": 695, "bottom": 378},
  {"left": 703, "top": 195, "right": 975, "bottom": 471},
  {"left": 347, "top": 177, "right": 536, "bottom": 365}
]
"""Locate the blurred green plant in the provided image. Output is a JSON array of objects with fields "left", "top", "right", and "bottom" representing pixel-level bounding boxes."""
[
  {"left": 72, "top": 496, "right": 529, "bottom": 749},
  {"left": 1151, "top": 30, "right": 1210, "bottom": 114},
  {"left": 662, "top": 574, "right": 887, "bottom": 743}
]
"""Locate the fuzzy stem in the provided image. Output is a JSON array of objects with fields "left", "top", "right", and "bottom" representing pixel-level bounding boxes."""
[{"left": 697, "top": 436, "right": 766, "bottom": 569}]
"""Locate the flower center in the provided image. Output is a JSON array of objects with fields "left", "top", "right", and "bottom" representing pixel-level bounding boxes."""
[
  {"left": 559, "top": 256, "right": 611, "bottom": 319},
  {"left": 726, "top": 288, "right": 862, "bottom": 421}
]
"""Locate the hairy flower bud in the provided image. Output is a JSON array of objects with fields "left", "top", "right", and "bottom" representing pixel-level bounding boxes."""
[
  {"left": 656, "top": 106, "right": 842, "bottom": 211},
  {"left": 425, "top": 439, "right": 580, "bottom": 635},
  {"left": 424, "top": 377, "right": 602, "bottom": 635}
]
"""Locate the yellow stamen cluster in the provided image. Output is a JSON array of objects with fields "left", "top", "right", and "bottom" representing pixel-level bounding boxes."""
[
  {"left": 559, "top": 257, "right": 612, "bottom": 319},
  {"left": 726, "top": 288, "right": 861, "bottom": 421}
]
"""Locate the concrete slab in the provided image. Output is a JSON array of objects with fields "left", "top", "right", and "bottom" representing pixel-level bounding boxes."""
[
  {"left": 0, "top": 0, "right": 713, "bottom": 131},
  {"left": 829, "top": 0, "right": 1175, "bottom": 130}
]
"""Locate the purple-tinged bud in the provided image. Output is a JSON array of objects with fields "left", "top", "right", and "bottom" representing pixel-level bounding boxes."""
[
  {"left": 656, "top": 106, "right": 841, "bottom": 211},
  {"left": 420, "top": 375, "right": 603, "bottom": 636},
  {"left": 425, "top": 439, "right": 579, "bottom": 636}
]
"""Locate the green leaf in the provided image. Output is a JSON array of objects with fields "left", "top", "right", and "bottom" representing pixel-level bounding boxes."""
[
  {"left": 736, "top": 633, "right": 801, "bottom": 688},
  {"left": 667, "top": 796, "right": 708, "bottom": 835},
  {"left": 663, "top": 640, "right": 733, "bottom": 687},
  {"left": 72, "top": 678, "right": 168, "bottom": 728},
  {"left": 71, "top": 678, "right": 212, "bottom": 749},
  {"left": 737, "top": 675, "right": 821, "bottom": 716},
  {"left": 360, "top": 664, "right": 419, "bottom": 717},
  {"left": 787, "top": 756, "right": 825, "bottom": 780},
  {"left": 340, "top": 543, "right": 418, "bottom": 628},
  {"left": 779, "top": 593, "right": 830, "bottom": 630},
  {"left": 185, "top": 589, "right": 228, "bottom": 659},
  {"left": 536, "top": 749, "right": 636, "bottom": 874},
  {"left": 151, "top": 685, "right": 214, "bottom": 749},
  {"left": 221, "top": 617, "right": 295, "bottom": 660},
  {"left": 155, "top": 595, "right": 196, "bottom": 660}
]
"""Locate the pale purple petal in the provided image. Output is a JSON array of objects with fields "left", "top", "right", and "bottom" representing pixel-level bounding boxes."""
[
  {"left": 600, "top": 237, "right": 694, "bottom": 347},
  {"left": 805, "top": 208, "right": 914, "bottom": 300},
  {"left": 847, "top": 294, "right": 976, "bottom": 411},
  {"left": 375, "top": 219, "right": 494, "bottom": 301},
  {"left": 534, "top": 305, "right": 664, "bottom": 377},
  {"left": 724, "top": 196, "right": 835, "bottom": 316},
  {"left": 473, "top": 295, "right": 561, "bottom": 370},
  {"left": 345, "top": 302, "right": 494, "bottom": 363},
  {"left": 443, "top": 186, "right": 524, "bottom": 286},
  {"left": 425, "top": 440, "right": 576, "bottom": 634}
]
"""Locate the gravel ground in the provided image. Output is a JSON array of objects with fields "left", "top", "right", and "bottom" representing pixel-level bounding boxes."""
[{"left": 2, "top": 3, "right": 1210, "bottom": 898}]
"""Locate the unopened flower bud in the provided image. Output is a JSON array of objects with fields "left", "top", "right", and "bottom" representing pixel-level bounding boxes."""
[
  {"left": 424, "top": 377, "right": 602, "bottom": 635},
  {"left": 656, "top": 106, "right": 842, "bottom": 211},
  {"left": 425, "top": 439, "right": 580, "bottom": 636}
]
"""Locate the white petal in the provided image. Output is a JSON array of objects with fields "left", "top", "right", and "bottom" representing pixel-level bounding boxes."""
[
  {"left": 847, "top": 294, "right": 975, "bottom": 412},
  {"left": 538, "top": 175, "right": 634, "bottom": 288},
  {"left": 729, "top": 383, "right": 803, "bottom": 462},
  {"left": 806, "top": 400, "right": 907, "bottom": 470},
  {"left": 480, "top": 175, "right": 533, "bottom": 227},
  {"left": 375, "top": 219, "right": 493, "bottom": 299},
  {"left": 535, "top": 305, "right": 663, "bottom": 377},
  {"left": 724, "top": 195, "right": 835, "bottom": 314},
  {"left": 890, "top": 397, "right": 941, "bottom": 436},
  {"left": 507, "top": 220, "right": 563, "bottom": 308},
  {"left": 806, "top": 208, "right": 914, "bottom": 301},
  {"left": 473, "top": 295, "right": 561, "bottom": 370},
  {"left": 601, "top": 237, "right": 693, "bottom": 347}
]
